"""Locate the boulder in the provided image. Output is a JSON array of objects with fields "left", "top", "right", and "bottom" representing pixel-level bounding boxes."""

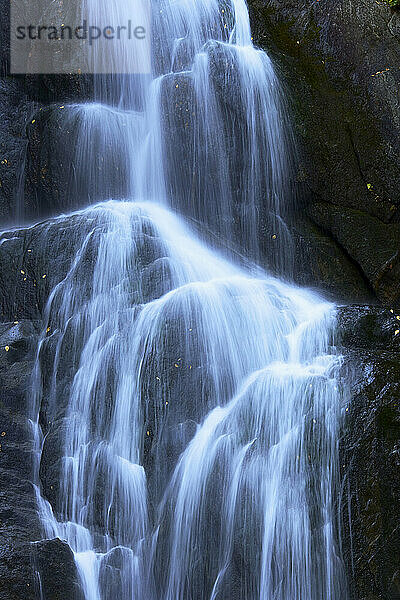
[{"left": 32, "top": 538, "right": 85, "bottom": 600}]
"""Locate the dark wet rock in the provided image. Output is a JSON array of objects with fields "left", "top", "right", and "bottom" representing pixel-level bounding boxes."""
[
  {"left": 159, "top": 72, "right": 195, "bottom": 213},
  {"left": 338, "top": 305, "right": 400, "bottom": 600},
  {"left": 24, "top": 103, "right": 136, "bottom": 219},
  {"left": 0, "top": 542, "right": 38, "bottom": 600},
  {"left": 0, "top": 314, "right": 86, "bottom": 599},
  {"left": 0, "top": 319, "right": 42, "bottom": 600},
  {"left": 0, "top": 225, "right": 64, "bottom": 323},
  {"left": 0, "top": 0, "right": 93, "bottom": 224},
  {"left": 38, "top": 419, "right": 68, "bottom": 514},
  {"left": 0, "top": 78, "right": 89, "bottom": 224},
  {"left": 0, "top": 213, "right": 104, "bottom": 597},
  {"left": 248, "top": 0, "right": 400, "bottom": 303},
  {"left": 0, "top": 209, "right": 107, "bottom": 323},
  {"left": 309, "top": 203, "right": 400, "bottom": 304},
  {"left": 98, "top": 546, "right": 136, "bottom": 599},
  {"left": 0, "top": 78, "right": 34, "bottom": 223},
  {"left": 33, "top": 538, "right": 85, "bottom": 600},
  {"left": 24, "top": 75, "right": 93, "bottom": 106},
  {"left": 291, "top": 215, "right": 374, "bottom": 303},
  {"left": 1, "top": 536, "right": 84, "bottom": 600},
  {"left": 0, "top": 0, "right": 92, "bottom": 104},
  {"left": 0, "top": 74, "right": 91, "bottom": 223}
]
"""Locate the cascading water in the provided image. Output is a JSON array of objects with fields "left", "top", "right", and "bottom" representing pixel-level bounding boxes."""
[{"left": 28, "top": 0, "right": 348, "bottom": 599}]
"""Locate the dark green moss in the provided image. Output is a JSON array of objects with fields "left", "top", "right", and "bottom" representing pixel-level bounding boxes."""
[{"left": 382, "top": 0, "right": 400, "bottom": 8}]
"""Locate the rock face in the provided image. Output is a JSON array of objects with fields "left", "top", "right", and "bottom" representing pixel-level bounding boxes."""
[
  {"left": 0, "top": 319, "right": 41, "bottom": 600},
  {"left": 0, "top": 0, "right": 92, "bottom": 222},
  {"left": 338, "top": 305, "right": 400, "bottom": 600},
  {"left": 0, "top": 2, "right": 400, "bottom": 599},
  {"left": 248, "top": 0, "right": 400, "bottom": 304},
  {"left": 33, "top": 538, "right": 85, "bottom": 600},
  {"left": 0, "top": 223, "right": 86, "bottom": 600},
  {"left": 0, "top": 317, "right": 83, "bottom": 600}
]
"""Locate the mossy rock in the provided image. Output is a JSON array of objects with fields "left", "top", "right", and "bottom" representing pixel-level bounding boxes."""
[{"left": 248, "top": 0, "right": 400, "bottom": 303}]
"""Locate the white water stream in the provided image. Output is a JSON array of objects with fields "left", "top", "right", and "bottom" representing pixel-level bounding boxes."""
[{"left": 29, "top": 1, "right": 347, "bottom": 598}]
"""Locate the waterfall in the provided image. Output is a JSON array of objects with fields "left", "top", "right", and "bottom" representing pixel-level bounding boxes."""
[{"left": 29, "top": 1, "right": 347, "bottom": 599}]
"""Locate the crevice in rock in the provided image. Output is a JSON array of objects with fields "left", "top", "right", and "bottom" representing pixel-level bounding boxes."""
[{"left": 307, "top": 216, "right": 378, "bottom": 301}]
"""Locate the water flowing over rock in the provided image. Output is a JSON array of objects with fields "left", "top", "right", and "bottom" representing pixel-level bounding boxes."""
[
  {"left": 0, "top": 1, "right": 398, "bottom": 599},
  {"left": 23, "top": 198, "right": 346, "bottom": 599}
]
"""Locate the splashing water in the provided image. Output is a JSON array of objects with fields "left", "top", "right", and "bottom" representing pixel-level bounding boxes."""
[{"left": 28, "top": 0, "right": 348, "bottom": 599}]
